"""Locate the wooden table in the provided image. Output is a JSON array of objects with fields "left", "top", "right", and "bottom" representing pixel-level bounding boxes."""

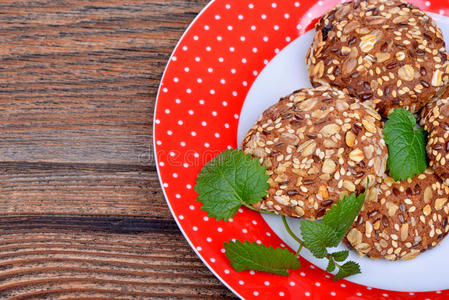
[{"left": 0, "top": 1, "right": 236, "bottom": 298}]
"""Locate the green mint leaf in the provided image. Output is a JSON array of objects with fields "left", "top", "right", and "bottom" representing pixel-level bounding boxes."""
[
  {"left": 326, "top": 258, "right": 336, "bottom": 272},
  {"left": 333, "top": 261, "right": 361, "bottom": 281},
  {"left": 331, "top": 250, "right": 349, "bottom": 262},
  {"left": 194, "top": 149, "right": 269, "bottom": 221},
  {"left": 322, "top": 192, "right": 366, "bottom": 241},
  {"left": 300, "top": 220, "right": 339, "bottom": 258},
  {"left": 224, "top": 240, "right": 301, "bottom": 276},
  {"left": 383, "top": 108, "right": 427, "bottom": 181}
]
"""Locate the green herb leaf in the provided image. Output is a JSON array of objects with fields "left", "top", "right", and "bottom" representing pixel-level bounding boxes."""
[
  {"left": 224, "top": 240, "right": 301, "bottom": 276},
  {"left": 322, "top": 192, "right": 366, "bottom": 241},
  {"left": 326, "top": 258, "right": 336, "bottom": 272},
  {"left": 194, "top": 149, "right": 269, "bottom": 221},
  {"left": 383, "top": 108, "right": 427, "bottom": 181},
  {"left": 300, "top": 220, "right": 339, "bottom": 258},
  {"left": 331, "top": 250, "right": 349, "bottom": 262},
  {"left": 333, "top": 261, "right": 361, "bottom": 281}
]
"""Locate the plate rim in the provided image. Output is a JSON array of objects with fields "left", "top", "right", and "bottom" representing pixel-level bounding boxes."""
[{"left": 153, "top": 0, "right": 244, "bottom": 298}]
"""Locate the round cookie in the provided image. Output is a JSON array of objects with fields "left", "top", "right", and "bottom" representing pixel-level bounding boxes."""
[
  {"left": 421, "top": 98, "right": 449, "bottom": 185},
  {"left": 345, "top": 169, "right": 449, "bottom": 261},
  {"left": 242, "top": 86, "right": 388, "bottom": 220},
  {"left": 306, "top": 0, "right": 449, "bottom": 117}
]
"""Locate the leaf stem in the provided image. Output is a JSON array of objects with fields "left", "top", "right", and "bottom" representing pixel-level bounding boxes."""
[
  {"left": 281, "top": 216, "right": 306, "bottom": 247},
  {"left": 295, "top": 244, "right": 303, "bottom": 257}
]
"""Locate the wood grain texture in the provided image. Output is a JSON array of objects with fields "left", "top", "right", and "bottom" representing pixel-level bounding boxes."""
[{"left": 0, "top": 0, "right": 237, "bottom": 298}]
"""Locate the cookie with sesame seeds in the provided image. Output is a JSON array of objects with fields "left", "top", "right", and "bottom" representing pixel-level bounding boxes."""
[
  {"left": 345, "top": 169, "right": 449, "bottom": 261},
  {"left": 306, "top": 0, "right": 449, "bottom": 117},
  {"left": 241, "top": 86, "right": 388, "bottom": 220},
  {"left": 421, "top": 98, "right": 449, "bottom": 186}
]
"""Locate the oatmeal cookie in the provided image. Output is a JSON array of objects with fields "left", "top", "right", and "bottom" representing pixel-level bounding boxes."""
[
  {"left": 306, "top": 0, "right": 449, "bottom": 117},
  {"left": 345, "top": 169, "right": 449, "bottom": 260},
  {"left": 242, "top": 87, "right": 388, "bottom": 220}
]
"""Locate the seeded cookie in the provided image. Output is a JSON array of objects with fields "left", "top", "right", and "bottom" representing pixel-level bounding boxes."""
[
  {"left": 306, "top": 0, "right": 449, "bottom": 117},
  {"left": 345, "top": 169, "right": 449, "bottom": 261},
  {"left": 242, "top": 86, "right": 388, "bottom": 220},
  {"left": 421, "top": 98, "right": 449, "bottom": 185}
]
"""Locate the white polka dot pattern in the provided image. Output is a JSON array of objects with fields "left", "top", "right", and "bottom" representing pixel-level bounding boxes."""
[{"left": 154, "top": 0, "right": 449, "bottom": 298}]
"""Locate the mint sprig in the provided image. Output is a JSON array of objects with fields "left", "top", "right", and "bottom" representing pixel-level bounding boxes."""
[
  {"left": 194, "top": 149, "right": 269, "bottom": 221},
  {"left": 383, "top": 108, "right": 427, "bottom": 181},
  {"left": 195, "top": 149, "right": 365, "bottom": 281},
  {"left": 224, "top": 241, "right": 301, "bottom": 276},
  {"left": 298, "top": 189, "right": 366, "bottom": 281}
]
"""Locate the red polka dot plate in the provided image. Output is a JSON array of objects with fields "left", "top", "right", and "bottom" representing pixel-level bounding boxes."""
[{"left": 154, "top": 0, "right": 449, "bottom": 299}]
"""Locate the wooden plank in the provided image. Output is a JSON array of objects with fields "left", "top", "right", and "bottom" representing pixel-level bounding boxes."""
[
  {"left": 0, "top": 228, "right": 235, "bottom": 299},
  {"left": 0, "top": 162, "right": 167, "bottom": 217}
]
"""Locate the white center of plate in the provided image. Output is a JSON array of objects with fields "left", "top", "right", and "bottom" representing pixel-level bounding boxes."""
[{"left": 237, "top": 13, "right": 449, "bottom": 292}]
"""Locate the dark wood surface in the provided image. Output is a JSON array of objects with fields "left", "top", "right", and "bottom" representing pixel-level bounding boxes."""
[{"left": 0, "top": 0, "right": 236, "bottom": 298}]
